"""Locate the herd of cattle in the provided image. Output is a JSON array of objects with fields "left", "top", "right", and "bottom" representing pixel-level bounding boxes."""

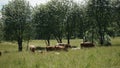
[
  {"left": 29, "top": 42, "right": 95, "bottom": 53},
  {"left": 0, "top": 42, "right": 95, "bottom": 56}
]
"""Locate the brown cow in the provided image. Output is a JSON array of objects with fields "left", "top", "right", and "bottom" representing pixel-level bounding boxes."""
[
  {"left": 57, "top": 43, "right": 71, "bottom": 48},
  {"left": 35, "top": 46, "right": 46, "bottom": 50},
  {"left": 81, "top": 42, "right": 95, "bottom": 48},
  {"left": 55, "top": 45, "right": 68, "bottom": 51},
  {"left": 46, "top": 46, "right": 55, "bottom": 51},
  {"left": 46, "top": 45, "right": 68, "bottom": 51}
]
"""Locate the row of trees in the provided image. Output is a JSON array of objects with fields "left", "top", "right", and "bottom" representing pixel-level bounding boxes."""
[
  {"left": 33, "top": 0, "right": 81, "bottom": 45},
  {"left": 0, "top": 0, "right": 120, "bottom": 51}
]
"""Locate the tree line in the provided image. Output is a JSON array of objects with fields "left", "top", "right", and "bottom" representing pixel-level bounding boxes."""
[{"left": 0, "top": 0, "right": 120, "bottom": 51}]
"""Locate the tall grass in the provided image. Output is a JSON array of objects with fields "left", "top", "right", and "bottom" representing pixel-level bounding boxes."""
[{"left": 0, "top": 37, "right": 120, "bottom": 68}]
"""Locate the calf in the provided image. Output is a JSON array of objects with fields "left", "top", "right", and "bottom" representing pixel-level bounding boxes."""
[
  {"left": 29, "top": 45, "right": 36, "bottom": 52},
  {"left": 81, "top": 42, "right": 95, "bottom": 48}
]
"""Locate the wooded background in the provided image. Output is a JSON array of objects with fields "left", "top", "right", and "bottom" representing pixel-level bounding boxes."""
[{"left": 0, "top": 0, "right": 120, "bottom": 51}]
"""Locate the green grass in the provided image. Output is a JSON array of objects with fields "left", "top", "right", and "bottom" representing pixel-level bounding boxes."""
[
  {"left": 0, "top": 38, "right": 120, "bottom": 68},
  {"left": 28, "top": 39, "right": 82, "bottom": 47}
]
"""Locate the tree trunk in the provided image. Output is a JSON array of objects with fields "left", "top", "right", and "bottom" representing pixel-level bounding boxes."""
[
  {"left": 83, "top": 36, "right": 86, "bottom": 42},
  {"left": 92, "top": 33, "right": 94, "bottom": 43},
  {"left": 67, "top": 38, "right": 70, "bottom": 44},
  {"left": 99, "top": 30, "right": 104, "bottom": 45},
  {"left": 67, "top": 32, "right": 70, "bottom": 44},
  {"left": 117, "top": 21, "right": 120, "bottom": 28},
  {"left": 26, "top": 39, "right": 29, "bottom": 51},
  {"left": 97, "top": 20, "right": 104, "bottom": 45},
  {"left": 47, "top": 39, "right": 50, "bottom": 46},
  {"left": 59, "top": 38, "right": 62, "bottom": 43},
  {"left": 91, "top": 27, "right": 94, "bottom": 43},
  {"left": 54, "top": 34, "right": 60, "bottom": 43},
  {"left": 45, "top": 40, "right": 50, "bottom": 46},
  {"left": 18, "top": 37, "right": 22, "bottom": 52},
  {"left": 58, "top": 35, "right": 62, "bottom": 43},
  {"left": 53, "top": 33, "right": 62, "bottom": 43}
]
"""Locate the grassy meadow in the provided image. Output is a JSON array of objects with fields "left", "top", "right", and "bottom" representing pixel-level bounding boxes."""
[{"left": 0, "top": 37, "right": 120, "bottom": 68}]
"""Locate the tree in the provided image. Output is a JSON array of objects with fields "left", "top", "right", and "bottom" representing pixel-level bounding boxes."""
[
  {"left": 46, "top": 0, "right": 65, "bottom": 43},
  {"left": 112, "top": 0, "right": 120, "bottom": 36},
  {"left": 33, "top": 4, "right": 53, "bottom": 46},
  {"left": 63, "top": 0, "right": 80, "bottom": 44},
  {"left": 2, "top": 0, "right": 31, "bottom": 51},
  {"left": 84, "top": 0, "right": 99, "bottom": 43},
  {"left": 86, "top": 0, "right": 112, "bottom": 45},
  {"left": 0, "top": 17, "right": 3, "bottom": 42},
  {"left": 33, "top": 0, "right": 80, "bottom": 45}
]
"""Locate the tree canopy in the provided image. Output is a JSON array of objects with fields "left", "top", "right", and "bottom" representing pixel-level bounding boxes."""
[{"left": 2, "top": 0, "right": 31, "bottom": 51}]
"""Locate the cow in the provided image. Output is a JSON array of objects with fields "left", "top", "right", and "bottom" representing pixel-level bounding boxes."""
[
  {"left": 35, "top": 46, "right": 46, "bottom": 50},
  {"left": 55, "top": 45, "right": 68, "bottom": 51},
  {"left": 29, "top": 45, "right": 36, "bottom": 52},
  {"left": 46, "top": 45, "right": 68, "bottom": 51},
  {"left": 80, "top": 42, "right": 95, "bottom": 48},
  {"left": 46, "top": 46, "right": 55, "bottom": 51},
  {"left": 57, "top": 43, "right": 71, "bottom": 48}
]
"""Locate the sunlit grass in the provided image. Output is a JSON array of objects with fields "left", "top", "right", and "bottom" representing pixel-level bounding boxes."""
[
  {"left": 111, "top": 37, "right": 120, "bottom": 46},
  {"left": 26, "top": 39, "right": 82, "bottom": 47},
  {"left": 0, "top": 37, "right": 120, "bottom": 68}
]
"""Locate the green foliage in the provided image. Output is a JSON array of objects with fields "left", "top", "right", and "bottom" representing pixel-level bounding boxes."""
[
  {"left": 0, "top": 18, "right": 4, "bottom": 42},
  {"left": 63, "top": 0, "right": 82, "bottom": 44},
  {"left": 85, "top": 0, "right": 113, "bottom": 45},
  {"left": 2, "top": 0, "right": 31, "bottom": 41},
  {"left": 2, "top": 0, "right": 31, "bottom": 51},
  {"left": 112, "top": 0, "right": 120, "bottom": 36},
  {"left": 33, "top": 4, "right": 52, "bottom": 45},
  {"left": 46, "top": 0, "right": 67, "bottom": 43},
  {"left": 33, "top": 0, "right": 81, "bottom": 45}
]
